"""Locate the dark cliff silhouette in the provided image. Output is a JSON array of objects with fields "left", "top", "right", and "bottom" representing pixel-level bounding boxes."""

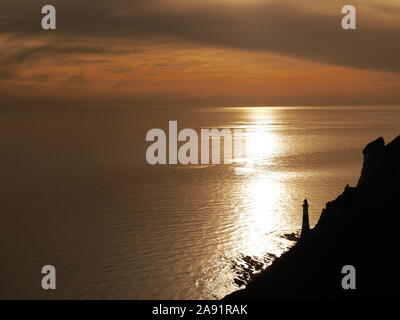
[{"left": 225, "top": 135, "right": 400, "bottom": 299}]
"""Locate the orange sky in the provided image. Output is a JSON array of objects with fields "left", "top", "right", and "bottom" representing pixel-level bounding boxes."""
[{"left": 1, "top": 0, "right": 400, "bottom": 110}]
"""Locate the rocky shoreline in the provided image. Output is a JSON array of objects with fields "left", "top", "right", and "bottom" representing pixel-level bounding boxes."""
[{"left": 224, "top": 135, "right": 400, "bottom": 299}]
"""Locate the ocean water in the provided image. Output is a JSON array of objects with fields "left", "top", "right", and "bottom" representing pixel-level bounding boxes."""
[{"left": 1, "top": 106, "right": 399, "bottom": 299}]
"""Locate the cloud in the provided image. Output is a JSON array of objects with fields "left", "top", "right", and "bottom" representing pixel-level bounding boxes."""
[
  {"left": 0, "top": 0, "right": 399, "bottom": 73},
  {"left": 108, "top": 66, "right": 135, "bottom": 74},
  {"left": 1, "top": 0, "right": 400, "bottom": 110},
  {"left": 63, "top": 70, "right": 86, "bottom": 86},
  {"left": 3, "top": 43, "right": 111, "bottom": 66}
]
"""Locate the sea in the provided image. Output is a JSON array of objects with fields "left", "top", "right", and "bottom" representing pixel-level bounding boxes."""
[{"left": 1, "top": 106, "right": 399, "bottom": 299}]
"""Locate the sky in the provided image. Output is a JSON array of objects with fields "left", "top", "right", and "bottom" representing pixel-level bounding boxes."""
[{"left": 1, "top": 0, "right": 400, "bottom": 110}]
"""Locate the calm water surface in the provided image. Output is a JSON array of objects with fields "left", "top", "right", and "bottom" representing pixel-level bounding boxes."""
[{"left": 1, "top": 106, "right": 399, "bottom": 299}]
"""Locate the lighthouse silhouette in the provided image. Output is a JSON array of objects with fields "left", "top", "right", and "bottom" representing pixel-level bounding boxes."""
[{"left": 301, "top": 199, "right": 310, "bottom": 237}]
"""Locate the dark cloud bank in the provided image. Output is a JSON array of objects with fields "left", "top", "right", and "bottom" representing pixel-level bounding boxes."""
[
  {"left": 1, "top": 0, "right": 400, "bottom": 109},
  {"left": 1, "top": 0, "right": 399, "bottom": 73}
]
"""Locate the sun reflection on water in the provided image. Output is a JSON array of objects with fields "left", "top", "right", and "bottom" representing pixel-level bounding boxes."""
[
  {"left": 245, "top": 126, "right": 279, "bottom": 164},
  {"left": 233, "top": 108, "right": 293, "bottom": 257},
  {"left": 238, "top": 174, "right": 285, "bottom": 256}
]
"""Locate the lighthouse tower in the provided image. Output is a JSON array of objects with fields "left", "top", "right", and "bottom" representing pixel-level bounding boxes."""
[{"left": 301, "top": 199, "right": 310, "bottom": 237}]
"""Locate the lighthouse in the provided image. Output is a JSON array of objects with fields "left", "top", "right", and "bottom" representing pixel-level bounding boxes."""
[{"left": 301, "top": 199, "right": 310, "bottom": 237}]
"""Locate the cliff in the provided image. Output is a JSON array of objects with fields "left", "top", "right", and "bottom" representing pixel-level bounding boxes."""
[{"left": 224, "top": 135, "right": 400, "bottom": 299}]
